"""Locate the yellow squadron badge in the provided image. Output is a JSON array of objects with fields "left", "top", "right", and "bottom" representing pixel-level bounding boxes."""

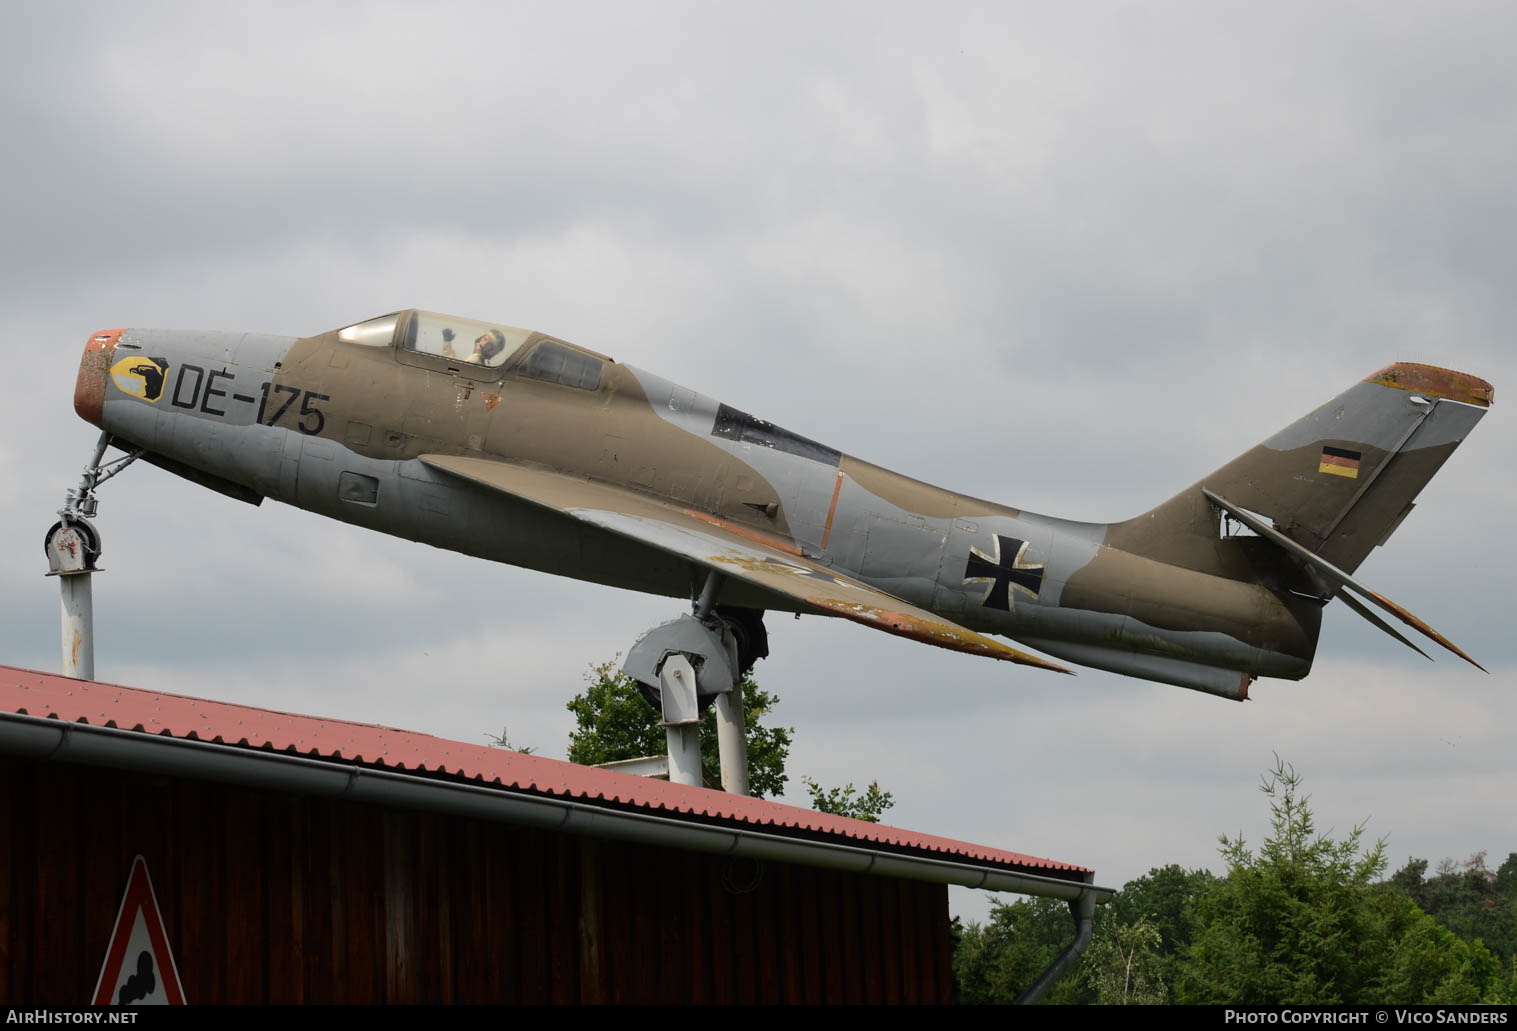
[{"left": 110, "top": 356, "right": 170, "bottom": 402}]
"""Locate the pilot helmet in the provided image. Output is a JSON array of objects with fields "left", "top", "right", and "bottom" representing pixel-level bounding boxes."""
[{"left": 478, "top": 329, "right": 506, "bottom": 362}]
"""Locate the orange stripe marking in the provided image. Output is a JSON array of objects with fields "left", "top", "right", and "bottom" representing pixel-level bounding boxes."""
[
  {"left": 683, "top": 510, "right": 803, "bottom": 557},
  {"left": 821, "top": 470, "right": 845, "bottom": 549}
]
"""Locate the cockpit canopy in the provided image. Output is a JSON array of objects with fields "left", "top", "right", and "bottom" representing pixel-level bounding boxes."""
[
  {"left": 406, "top": 311, "right": 528, "bottom": 368},
  {"left": 337, "top": 310, "right": 525, "bottom": 368},
  {"left": 336, "top": 313, "right": 403, "bottom": 348},
  {"left": 334, "top": 310, "right": 610, "bottom": 390}
]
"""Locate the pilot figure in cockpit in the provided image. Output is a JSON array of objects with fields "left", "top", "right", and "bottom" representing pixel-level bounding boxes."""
[
  {"left": 470, "top": 329, "right": 507, "bottom": 365},
  {"left": 441, "top": 327, "right": 507, "bottom": 365}
]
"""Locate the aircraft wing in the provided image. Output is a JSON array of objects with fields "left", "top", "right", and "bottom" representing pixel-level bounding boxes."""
[{"left": 421, "top": 454, "right": 1071, "bottom": 674}]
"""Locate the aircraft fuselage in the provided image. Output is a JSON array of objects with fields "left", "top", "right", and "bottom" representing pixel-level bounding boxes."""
[{"left": 76, "top": 315, "right": 1334, "bottom": 700}]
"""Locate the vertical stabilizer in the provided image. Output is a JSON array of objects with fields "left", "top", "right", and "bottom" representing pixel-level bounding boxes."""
[{"left": 1109, "top": 363, "right": 1492, "bottom": 576}]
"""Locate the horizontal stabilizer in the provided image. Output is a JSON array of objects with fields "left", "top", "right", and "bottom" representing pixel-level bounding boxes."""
[
  {"left": 1335, "top": 590, "right": 1431, "bottom": 663},
  {"left": 1202, "top": 488, "right": 1485, "bottom": 672}
]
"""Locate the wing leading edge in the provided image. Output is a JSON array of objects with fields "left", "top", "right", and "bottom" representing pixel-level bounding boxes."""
[{"left": 420, "top": 454, "right": 1071, "bottom": 674}]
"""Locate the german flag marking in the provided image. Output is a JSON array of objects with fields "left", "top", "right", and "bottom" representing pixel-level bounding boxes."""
[{"left": 1319, "top": 445, "right": 1361, "bottom": 479}]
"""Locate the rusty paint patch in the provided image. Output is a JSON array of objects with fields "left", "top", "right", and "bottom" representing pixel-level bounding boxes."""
[
  {"left": 706, "top": 552, "right": 851, "bottom": 591},
  {"left": 821, "top": 469, "right": 845, "bottom": 549},
  {"left": 75, "top": 329, "right": 124, "bottom": 428},
  {"left": 1365, "top": 363, "right": 1494, "bottom": 408},
  {"left": 483, "top": 393, "right": 500, "bottom": 411},
  {"left": 683, "top": 510, "right": 803, "bottom": 557},
  {"left": 807, "top": 597, "right": 1073, "bottom": 673},
  {"left": 1365, "top": 589, "right": 1487, "bottom": 672}
]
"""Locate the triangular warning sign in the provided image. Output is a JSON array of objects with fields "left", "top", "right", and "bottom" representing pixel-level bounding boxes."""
[{"left": 91, "top": 855, "right": 186, "bottom": 1005}]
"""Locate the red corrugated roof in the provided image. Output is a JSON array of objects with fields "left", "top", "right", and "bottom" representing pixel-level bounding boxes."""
[{"left": 0, "top": 664, "right": 1089, "bottom": 878}]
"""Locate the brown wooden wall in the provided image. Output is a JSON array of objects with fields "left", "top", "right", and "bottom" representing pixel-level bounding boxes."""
[{"left": 0, "top": 759, "right": 955, "bottom": 1004}]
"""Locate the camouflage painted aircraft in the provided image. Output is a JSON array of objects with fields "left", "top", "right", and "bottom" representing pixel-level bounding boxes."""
[{"left": 72, "top": 311, "right": 1493, "bottom": 701}]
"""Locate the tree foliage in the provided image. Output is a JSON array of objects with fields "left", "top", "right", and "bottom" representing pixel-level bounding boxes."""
[
  {"left": 1389, "top": 851, "right": 1517, "bottom": 972},
  {"left": 954, "top": 896, "right": 1090, "bottom": 1005},
  {"left": 951, "top": 760, "right": 1514, "bottom": 1006},
  {"left": 1099, "top": 864, "right": 1215, "bottom": 999},
  {"left": 1498, "top": 853, "right": 1517, "bottom": 898},
  {"left": 1084, "top": 917, "right": 1166, "bottom": 1005},
  {"left": 483, "top": 726, "right": 534, "bottom": 753},
  {"left": 802, "top": 777, "right": 895, "bottom": 823},
  {"left": 565, "top": 660, "right": 793, "bottom": 798},
  {"left": 954, "top": 865, "right": 1212, "bottom": 1005},
  {"left": 1177, "top": 758, "right": 1502, "bottom": 1005}
]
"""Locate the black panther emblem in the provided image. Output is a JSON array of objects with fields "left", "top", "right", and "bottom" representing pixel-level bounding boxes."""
[{"left": 114, "top": 356, "right": 169, "bottom": 401}]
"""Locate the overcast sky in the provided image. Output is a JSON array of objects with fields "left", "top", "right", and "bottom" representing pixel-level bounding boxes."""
[{"left": 2, "top": 2, "right": 1513, "bottom": 922}]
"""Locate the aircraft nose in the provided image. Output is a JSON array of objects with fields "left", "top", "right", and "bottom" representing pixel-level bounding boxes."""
[{"left": 75, "top": 329, "right": 124, "bottom": 428}]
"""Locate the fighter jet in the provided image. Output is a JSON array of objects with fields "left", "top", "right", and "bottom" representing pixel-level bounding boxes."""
[{"left": 71, "top": 311, "right": 1492, "bottom": 701}]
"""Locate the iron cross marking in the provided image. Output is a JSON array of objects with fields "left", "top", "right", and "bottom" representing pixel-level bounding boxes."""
[{"left": 963, "top": 534, "right": 1046, "bottom": 612}]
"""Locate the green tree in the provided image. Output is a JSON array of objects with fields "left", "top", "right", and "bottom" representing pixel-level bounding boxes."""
[
  {"left": 1177, "top": 758, "right": 1503, "bottom": 1005},
  {"left": 1371, "top": 891, "right": 1500, "bottom": 1004},
  {"left": 1388, "top": 851, "right": 1517, "bottom": 971},
  {"left": 1099, "top": 864, "right": 1214, "bottom": 999},
  {"left": 483, "top": 726, "right": 534, "bottom": 753},
  {"left": 1496, "top": 853, "right": 1517, "bottom": 898},
  {"left": 1491, "top": 957, "right": 1517, "bottom": 1005},
  {"left": 950, "top": 766, "right": 1513, "bottom": 1006},
  {"left": 802, "top": 778, "right": 895, "bottom": 822},
  {"left": 953, "top": 866, "right": 1212, "bottom": 1005},
  {"left": 953, "top": 896, "right": 1091, "bottom": 1005},
  {"left": 566, "top": 660, "right": 793, "bottom": 798},
  {"left": 1389, "top": 856, "right": 1430, "bottom": 904},
  {"left": 1084, "top": 916, "right": 1166, "bottom": 1005}
]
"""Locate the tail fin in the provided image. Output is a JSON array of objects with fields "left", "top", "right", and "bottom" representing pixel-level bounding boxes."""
[
  {"left": 1112, "top": 362, "right": 1493, "bottom": 576},
  {"left": 1107, "top": 362, "right": 1492, "bottom": 671}
]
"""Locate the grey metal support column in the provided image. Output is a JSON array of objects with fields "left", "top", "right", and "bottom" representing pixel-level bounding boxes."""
[
  {"left": 46, "top": 519, "right": 102, "bottom": 682},
  {"left": 713, "top": 628, "right": 748, "bottom": 796},
  {"left": 47, "top": 431, "right": 144, "bottom": 682},
  {"left": 658, "top": 655, "right": 703, "bottom": 788},
  {"left": 58, "top": 572, "right": 94, "bottom": 681}
]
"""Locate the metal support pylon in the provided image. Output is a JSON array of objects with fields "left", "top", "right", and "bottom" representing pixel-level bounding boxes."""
[
  {"left": 45, "top": 432, "right": 144, "bottom": 680},
  {"left": 616, "top": 569, "right": 752, "bottom": 795}
]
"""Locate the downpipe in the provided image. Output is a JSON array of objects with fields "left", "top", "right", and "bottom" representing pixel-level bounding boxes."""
[{"left": 1013, "top": 891, "right": 1097, "bottom": 1005}]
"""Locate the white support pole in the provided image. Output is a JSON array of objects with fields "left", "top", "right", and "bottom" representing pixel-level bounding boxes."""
[
  {"left": 49, "top": 432, "right": 119, "bottom": 684},
  {"left": 59, "top": 572, "right": 94, "bottom": 681},
  {"left": 713, "top": 629, "right": 749, "bottom": 796},
  {"left": 659, "top": 655, "right": 703, "bottom": 788},
  {"left": 664, "top": 723, "right": 702, "bottom": 788}
]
